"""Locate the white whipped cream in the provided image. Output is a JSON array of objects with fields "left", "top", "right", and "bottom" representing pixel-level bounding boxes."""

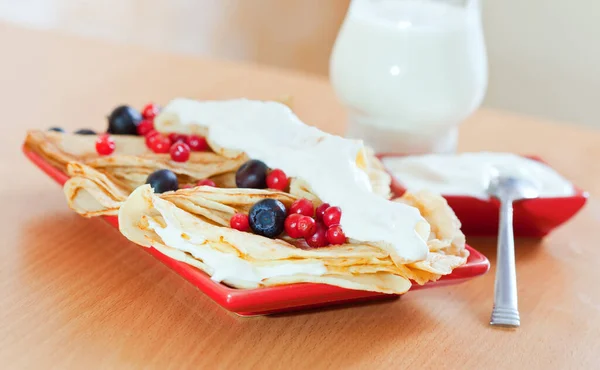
[
  {"left": 147, "top": 201, "right": 327, "bottom": 284},
  {"left": 156, "top": 98, "right": 429, "bottom": 262},
  {"left": 383, "top": 152, "right": 575, "bottom": 200}
]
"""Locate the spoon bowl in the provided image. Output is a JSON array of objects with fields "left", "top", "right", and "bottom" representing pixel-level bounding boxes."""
[{"left": 487, "top": 175, "right": 540, "bottom": 202}]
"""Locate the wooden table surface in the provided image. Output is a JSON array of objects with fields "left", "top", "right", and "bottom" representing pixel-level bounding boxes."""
[{"left": 1, "top": 23, "right": 599, "bottom": 369}]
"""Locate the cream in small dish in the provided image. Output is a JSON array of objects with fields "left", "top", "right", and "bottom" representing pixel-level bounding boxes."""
[{"left": 382, "top": 152, "right": 576, "bottom": 200}]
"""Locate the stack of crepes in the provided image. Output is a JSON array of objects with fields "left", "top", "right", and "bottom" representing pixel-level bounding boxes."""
[
  {"left": 24, "top": 103, "right": 469, "bottom": 295},
  {"left": 24, "top": 130, "right": 247, "bottom": 216}
]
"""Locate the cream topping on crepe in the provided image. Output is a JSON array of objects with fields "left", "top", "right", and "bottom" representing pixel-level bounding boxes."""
[
  {"left": 148, "top": 202, "right": 328, "bottom": 283},
  {"left": 155, "top": 98, "right": 430, "bottom": 262},
  {"left": 383, "top": 152, "right": 576, "bottom": 200}
]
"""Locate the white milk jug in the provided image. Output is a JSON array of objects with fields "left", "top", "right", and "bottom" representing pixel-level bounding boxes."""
[{"left": 330, "top": 0, "right": 488, "bottom": 154}]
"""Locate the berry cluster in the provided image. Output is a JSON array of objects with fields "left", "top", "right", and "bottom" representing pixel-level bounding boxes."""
[
  {"left": 95, "top": 103, "right": 210, "bottom": 161},
  {"left": 229, "top": 197, "right": 346, "bottom": 248},
  {"left": 229, "top": 159, "right": 345, "bottom": 247},
  {"left": 286, "top": 199, "right": 345, "bottom": 247}
]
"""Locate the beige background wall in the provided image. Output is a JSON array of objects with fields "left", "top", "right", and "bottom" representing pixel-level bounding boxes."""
[
  {"left": 1, "top": 0, "right": 598, "bottom": 128},
  {"left": 482, "top": 0, "right": 599, "bottom": 128}
]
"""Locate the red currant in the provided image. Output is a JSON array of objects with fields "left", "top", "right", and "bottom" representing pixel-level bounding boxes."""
[
  {"left": 305, "top": 223, "right": 329, "bottom": 248},
  {"left": 95, "top": 134, "right": 115, "bottom": 156},
  {"left": 297, "top": 216, "right": 316, "bottom": 237},
  {"left": 230, "top": 213, "right": 250, "bottom": 232},
  {"left": 197, "top": 179, "right": 216, "bottom": 187},
  {"left": 290, "top": 198, "right": 314, "bottom": 217},
  {"left": 186, "top": 135, "right": 209, "bottom": 151},
  {"left": 168, "top": 132, "right": 188, "bottom": 144},
  {"left": 170, "top": 142, "right": 191, "bottom": 162},
  {"left": 323, "top": 206, "right": 341, "bottom": 227},
  {"left": 136, "top": 119, "right": 154, "bottom": 136},
  {"left": 326, "top": 225, "right": 346, "bottom": 245},
  {"left": 315, "top": 203, "right": 330, "bottom": 222},
  {"left": 149, "top": 135, "right": 171, "bottom": 154},
  {"left": 145, "top": 130, "right": 160, "bottom": 146},
  {"left": 146, "top": 129, "right": 160, "bottom": 137},
  {"left": 142, "top": 103, "right": 160, "bottom": 119},
  {"left": 284, "top": 213, "right": 303, "bottom": 238},
  {"left": 266, "top": 169, "right": 288, "bottom": 191}
]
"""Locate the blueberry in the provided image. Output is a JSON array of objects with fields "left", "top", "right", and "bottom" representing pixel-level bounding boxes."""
[
  {"left": 107, "top": 105, "right": 142, "bottom": 135},
  {"left": 248, "top": 199, "right": 287, "bottom": 238},
  {"left": 235, "top": 159, "right": 268, "bottom": 189},
  {"left": 146, "top": 169, "right": 178, "bottom": 194},
  {"left": 74, "top": 128, "right": 96, "bottom": 135},
  {"left": 48, "top": 127, "right": 65, "bottom": 133}
]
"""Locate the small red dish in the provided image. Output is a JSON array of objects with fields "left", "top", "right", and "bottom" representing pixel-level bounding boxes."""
[
  {"left": 379, "top": 153, "right": 588, "bottom": 238},
  {"left": 23, "top": 147, "right": 490, "bottom": 316}
]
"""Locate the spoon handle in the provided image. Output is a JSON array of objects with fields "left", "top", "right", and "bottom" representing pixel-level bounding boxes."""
[{"left": 490, "top": 198, "right": 520, "bottom": 327}]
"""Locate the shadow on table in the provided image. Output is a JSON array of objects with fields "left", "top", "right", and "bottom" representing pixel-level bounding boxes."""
[{"left": 466, "top": 236, "right": 545, "bottom": 265}]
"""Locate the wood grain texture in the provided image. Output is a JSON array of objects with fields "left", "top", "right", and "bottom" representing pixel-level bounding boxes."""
[{"left": 1, "top": 23, "right": 600, "bottom": 369}]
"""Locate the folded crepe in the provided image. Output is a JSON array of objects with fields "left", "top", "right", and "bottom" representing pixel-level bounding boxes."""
[
  {"left": 65, "top": 160, "right": 467, "bottom": 293},
  {"left": 25, "top": 130, "right": 248, "bottom": 191},
  {"left": 63, "top": 162, "right": 128, "bottom": 217},
  {"left": 118, "top": 185, "right": 467, "bottom": 294}
]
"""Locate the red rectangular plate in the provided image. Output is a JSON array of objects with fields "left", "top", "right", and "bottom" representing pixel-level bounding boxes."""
[
  {"left": 24, "top": 147, "right": 490, "bottom": 316},
  {"left": 379, "top": 153, "right": 588, "bottom": 238}
]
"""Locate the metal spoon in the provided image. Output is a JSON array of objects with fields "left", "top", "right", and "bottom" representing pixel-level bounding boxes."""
[{"left": 487, "top": 174, "right": 539, "bottom": 328}]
